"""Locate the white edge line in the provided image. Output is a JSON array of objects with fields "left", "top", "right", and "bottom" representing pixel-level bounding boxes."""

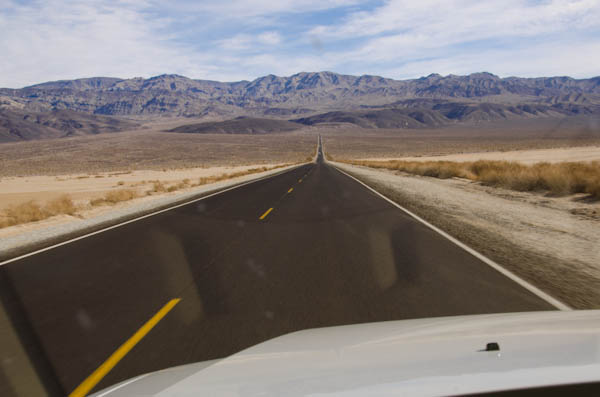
[
  {"left": 93, "top": 373, "right": 150, "bottom": 397},
  {"left": 330, "top": 162, "right": 572, "bottom": 311},
  {"left": 0, "top": 163, "right": 308, "bottom": 267}
]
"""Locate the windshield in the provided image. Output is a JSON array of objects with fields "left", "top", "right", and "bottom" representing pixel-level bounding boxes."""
[{"left": 1, "top": 1, "right": 599, "bottom": 397}]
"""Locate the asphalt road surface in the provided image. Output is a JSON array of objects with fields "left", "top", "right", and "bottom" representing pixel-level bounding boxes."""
[{"left": 0, "top": 137, "right": 555, "bottom": 396}]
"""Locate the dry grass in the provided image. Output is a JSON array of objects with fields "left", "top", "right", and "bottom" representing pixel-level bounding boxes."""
[
  {"left": 0, "top": 162, "right": 300, "bottom": 229},
  {"left": 343, "top": 159, "right": 600, "bottom": 198},
  {"left": 149, "top": 181, "right": 166, "bottom": 193},
  {"left": 90, "top": 189, "right": 139, "bottom": 206},
  {"left": 197, "top": 164, "right": 291, "bottom": 186},
  {"left": 141, "top": 164, "right": 294, "bottom": 196},
  {"left": 0, "top": 195, "right": 78, "bottom": 228}
]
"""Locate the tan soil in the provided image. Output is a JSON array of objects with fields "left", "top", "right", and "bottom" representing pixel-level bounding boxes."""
[
  {"left": 0, "top": 164, "right": 283, "bottom": 239},
  {"left": 361, "top": 146, "right": 600, "bottom": 164}
]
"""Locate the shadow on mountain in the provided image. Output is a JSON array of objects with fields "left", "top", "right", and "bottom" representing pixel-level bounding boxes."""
[
  {"left": 0, "top": 109, "right": 138, "bottom": 143},
  {"left": 167, "top": 117, "right": 302, "bottom": 134}
]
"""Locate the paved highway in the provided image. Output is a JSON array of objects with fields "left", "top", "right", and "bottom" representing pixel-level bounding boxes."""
[{"left": 0, "top": 136, "right": 555, "bottom": 396}]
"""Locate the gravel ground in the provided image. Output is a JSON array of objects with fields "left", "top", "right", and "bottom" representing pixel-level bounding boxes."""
[
  {"left": 331, "top": 161, "right": 600, "bottom": 309},
  {"left": 0, "top": 164, "right": 301, "bottom": 262}
]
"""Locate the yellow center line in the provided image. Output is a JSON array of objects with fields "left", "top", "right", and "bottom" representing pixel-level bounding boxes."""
[
  {"left": 69, "top": 298, "right": 181, "bottom": 397},
  {"left": 287, "top": 187, "right": 293, "bottom": 193},
  {"left": 259, "top": 207, "right": 274, "bottom": 220}
]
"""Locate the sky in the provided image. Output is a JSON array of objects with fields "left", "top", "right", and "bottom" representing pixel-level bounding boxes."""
[{"left": 0, "top": 0, "right": 599, "bottom": 88}]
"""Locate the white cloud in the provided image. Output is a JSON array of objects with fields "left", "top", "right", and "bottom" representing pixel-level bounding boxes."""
[
  {"left": 310, "top": 0, "right": 600, "bottom": 40},
  {"left": 0, "top": 0, "right": 211, "bottom": 87},
  {"left": 379, "top": 40, "right": 600, "bottom": 80},
  {"left": 218, "top": 34, "right": 254, "bottom": 51},
  {"left": 0, "top": 0, "right": 359, "bottom": 87},
  {"left": 168, "top": 0, "right": 361, "bottom": 18},
  {"left": 0, "top": 0, "right": 598, "bottom": 88},
  {"left": 257, "top": 31, "right": 282, "bottom": 46},
  {"left": 217, "top": 31, "right": 282, "bottom": 51},
  {"left": 308, "top": 0, "right": 600, "bottom": 78}
]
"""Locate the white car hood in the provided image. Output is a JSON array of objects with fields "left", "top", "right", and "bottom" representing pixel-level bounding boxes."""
[{"left": 92, "top": 310, "right": 600, "bottom": 396}]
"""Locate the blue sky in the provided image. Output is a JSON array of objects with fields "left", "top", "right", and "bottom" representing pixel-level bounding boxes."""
[{"left": 0, "top": 0, "right": 599, "bottom": 87}]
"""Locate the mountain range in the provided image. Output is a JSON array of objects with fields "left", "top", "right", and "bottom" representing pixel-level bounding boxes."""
[{"left": 1, "top": 71, "right": 599, "bottom": 142}]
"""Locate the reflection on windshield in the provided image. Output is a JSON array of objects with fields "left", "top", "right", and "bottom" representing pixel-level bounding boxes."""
[{"left": 0, "top": 157, "right": 557, "bottom": 396}]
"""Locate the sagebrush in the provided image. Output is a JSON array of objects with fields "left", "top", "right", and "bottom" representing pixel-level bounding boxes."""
[{"left": 344, "top": 159, "right": 600, "bottom": 198}]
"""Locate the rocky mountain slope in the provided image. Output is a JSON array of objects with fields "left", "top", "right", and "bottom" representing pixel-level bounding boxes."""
[
  {"left": 0, "top": 108, "right": 138, "bottom": 142},
  {"left": 2, "top": 72, "right": 599, "bottom": 118},
  {"left": 291, "top": 98, "right": 597, "bottom": 129},
  {"left": 2, "top": 71, "right": 600, "bottom": 140},
  {"left": 168, "top": 117, "right": 301, "bottom": 134}
]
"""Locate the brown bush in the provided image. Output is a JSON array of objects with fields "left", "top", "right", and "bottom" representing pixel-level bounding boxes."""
[
  {"left": 151, "top": 181, "right": 166, "bottom": 193},
  {"left": 105, "top": 189, "right": 138, "bottom": 203},
  {"left": 344, "top": 159, "right": 600, "bottom": 198},
  {"left": 0, "top": 195, "right": 78, "bottom": 228},
  {"left": 194, "top": 164, "right": 290, "bottom": 187},
  {"left": 45, "top": 195, "right": 77, "bottom": 216},
  {"left": 90, "top": 189, "right": 139, "bottom": 206}
]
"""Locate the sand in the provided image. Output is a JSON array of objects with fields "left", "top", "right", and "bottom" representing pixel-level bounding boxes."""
[
  {"left": 0, "top": 165, "right": 280, "bottom": 207},
  {"left": 0, "top": 164, "right": 283, "bottom": 239},
  {"left": 360, "top": 146, "right": 600, "bottom": 164}
]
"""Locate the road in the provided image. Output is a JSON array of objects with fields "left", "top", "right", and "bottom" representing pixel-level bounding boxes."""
[{"left": 0, "top": 136, "right": 555, "bottom": 396}]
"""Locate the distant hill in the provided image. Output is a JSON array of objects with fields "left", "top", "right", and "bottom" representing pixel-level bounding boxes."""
[
  {"left": 2, "top": 71, "right": 600, "bottom": 141},
  {"left": 0, "top": 109, "right": 138, "bottom": 142},
  {"left": 167, "top": 117, "right": 302, "bottom": 134},
  {"left": 2, "top": 72, "right": 599, "bottom": 118},
  {"left": 292, "top": 99, "right": 597, "bottom": 129},
  {"left": 293, "top": 109, "right": 449, "bottom": 129}
]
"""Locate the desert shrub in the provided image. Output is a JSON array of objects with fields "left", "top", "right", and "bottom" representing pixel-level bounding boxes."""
[
  {"left": 344, "top": 159, "right": 600, "bottom": 198},
  {"left": 585, "top": 175, "right": 600, "bottom": 198},
  {"left": 91, "top": 189, "right": 139, "bottom": 206},
  {"left": 104, "top": 189, "right": 138, "bottom": 203},
  {"left": 151, "top": 181, "right": 166, "bottom": 193},
  {"left": 3, "top": 201, "right": 46, "bottom": 225},
  {"left": 89, "top": 197, "right": 106, "bottom": 206},
  {"left": 0, "top": 195, "right": 78, "bottom": 228},
  {"left": 45, "top": 195, "right": 77, "bottom": 216}
]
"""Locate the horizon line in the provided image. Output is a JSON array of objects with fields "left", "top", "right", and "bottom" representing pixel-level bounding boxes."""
[{"left": 5, "top": 71, "right": 600, "bottom": 90}]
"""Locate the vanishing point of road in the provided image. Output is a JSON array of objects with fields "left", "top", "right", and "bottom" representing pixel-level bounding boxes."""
[{"left": 0, "top": 136, "right": 556, "bottom": 396}]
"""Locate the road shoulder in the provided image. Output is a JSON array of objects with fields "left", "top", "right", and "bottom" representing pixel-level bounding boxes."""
[
  {"left": 330, "top": 161, "right": 600, "bottom": 309},
  {"left": 0, "top": 164, "right": 304, "bottom": 263}
]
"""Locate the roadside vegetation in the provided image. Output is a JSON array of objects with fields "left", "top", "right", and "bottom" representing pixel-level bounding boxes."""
[
  {"left": 342, "top": 159, "right": 600, "bottom": 198},
  {"left": 0, "top": 163, "right": 296, "bottom": 229},
  {"left": 90, "top": 189, "right": 140, "bottom": 206},
  {"left": 0, "top": 195, "right": 78, "bottom": 228}
]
